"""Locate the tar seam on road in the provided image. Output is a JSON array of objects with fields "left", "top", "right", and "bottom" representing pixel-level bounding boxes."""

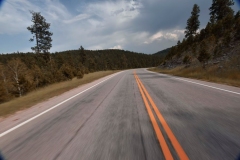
[
  {"left": 0, "top": 71, "right": 124, "bottom": 138},
  {"left": 134, "top": 72, "right": 173, "bottom": 160},
  {"left": 147, "top": 70, "right": 240, "bottom": 96},
  {"left": 53, "top": 71, "right": 126, "bottom": 160},
  {"left": 134, "top": 71, "right": 189, "bottom": 160}
]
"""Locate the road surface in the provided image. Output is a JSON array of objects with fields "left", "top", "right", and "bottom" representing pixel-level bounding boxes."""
[{"left": 0, "top": 69, "right": 240, "bottom": 160}]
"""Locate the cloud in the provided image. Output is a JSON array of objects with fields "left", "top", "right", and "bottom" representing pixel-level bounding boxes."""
[
  {"left": 144, "top": 29, "right": 184, "bottom": 44},
  {"left": 110, "top": 45, "right": 122, "bottom": 49},
  {"left": 0, "top": 0, "right": 69, "bottom": 34},
  {"left": 63, "top": 14, "right": 91, "bottom": 24},
  {"left": 0, "top": 0, "right": 35, "bottom": 34},
  {"left": 1, "top": 0, "right": 239, "bottom": 54},
  {"left": 49, "top": 0, "right": 145, "bottom": 51}
]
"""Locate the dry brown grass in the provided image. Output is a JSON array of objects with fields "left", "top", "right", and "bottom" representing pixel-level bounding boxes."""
[
  {"left": 0, "top": 71, "right": 118, "bottom": 117},
  {"left": 149, "top": 66, "right": 240, "bottom": 87}
]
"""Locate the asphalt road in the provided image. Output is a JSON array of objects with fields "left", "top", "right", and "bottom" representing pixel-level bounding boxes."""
[{"left": 0, "top": 69, "right": 240, "bottom": 160}]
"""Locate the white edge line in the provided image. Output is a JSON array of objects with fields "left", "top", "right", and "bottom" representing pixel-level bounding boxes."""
[
  {"left": 147, "top": 69, "right": 240, "bottom": 95},
  {"left": 0, "top": 71, "right": 124, "bottom": 138},
  {"left": 174, "top": 77, "right": 240, "bottom": 95}
]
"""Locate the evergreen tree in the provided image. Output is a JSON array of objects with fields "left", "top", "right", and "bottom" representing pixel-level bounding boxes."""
[
  {"left": 198, "top": 41, "right": 210, "bottom": 68},
  {"left": 204, "top": 22, "right": 213, "bottom": 37},
  {"left": 185, "top": 4, "right": 200, "bottom": 38},
  {"left": 234, "top": 17, "right": 240, "bottom": 39},
  {"left": 79, "top": 46, "right": 87, "bottom": 65},
  {"left": 213, "top": 44, "right": 222, "bottom": 58},
  {"left": 0, "top": 63, "right": 10, "bottom": 100},
  {"left": 235, "top": 11, "right": 240, "bottom": 19},
  {"left": 191, "top": 43, "right": 197, "bottom": 56},
  {"left": 60, "top": 64, "right": 74, "bottom": 80},
  {"left": 177, "top": 40, "right": 181, "bottom": 45},
  {"left": 27, "top": 11, "right": 53, "bottom": 54},
  {"left": 120, "top": 54, "right": 127, "bottom": 69},
  {"left": 183, "top": 55, "right": 191, "bottom": 65},
  {"left": 209, "top": 0, "right": 234, "bottom": 23},
  {"left": 224, "top": 12, "right": 234, "bottom": 29}
]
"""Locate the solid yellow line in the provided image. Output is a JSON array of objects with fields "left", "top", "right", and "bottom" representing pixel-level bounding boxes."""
[
  {"left": 134, "top": 73, "right": 173, "bottom": 160},
  {"left": 136, "top": 74, "right": 189, "bottom": 160}
]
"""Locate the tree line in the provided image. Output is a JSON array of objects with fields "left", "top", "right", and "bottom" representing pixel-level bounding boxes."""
[
  {"left": 164, "top": 0, "right": 240, "bottom": 68},
  {"left": 0, "top": 49, "right": 161, "bottom": 103}
]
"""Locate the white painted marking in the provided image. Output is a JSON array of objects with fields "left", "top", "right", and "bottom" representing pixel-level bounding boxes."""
[
  {"left": 0, "top": 71, "right": 124, "bottom": 138},
  {"left": 173, "top": 77, "right": 240, "bottom": 95},
  {"left": 147, "top": 69, "right": 240, "bottom": 95}
]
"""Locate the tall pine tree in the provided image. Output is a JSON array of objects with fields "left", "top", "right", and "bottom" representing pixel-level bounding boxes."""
[
  {"left": 27, "top": 11, "right": 53, "bottom": 55},
  {"left": 209, "top": 0, "right": 234, "bottom": 23},
  {"left": 185, "top": 4, "right": 200, "bottom": 38}
]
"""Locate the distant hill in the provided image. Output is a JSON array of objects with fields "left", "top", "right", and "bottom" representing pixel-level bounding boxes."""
[{"left": 153, "top": 48, "right": 170, "bottom": 57}]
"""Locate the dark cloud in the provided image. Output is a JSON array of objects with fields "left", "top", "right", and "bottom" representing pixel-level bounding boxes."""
[{"left": 130, "top": 0, "right": 212, "bottom": 34}]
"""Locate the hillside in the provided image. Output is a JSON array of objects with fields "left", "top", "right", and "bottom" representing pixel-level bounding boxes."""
[
  {"left": 0, "top": 49, "right": 161, "bottom": 103},
  {"left": 162, "top": 4, "right": 240, "bottom": 68},
  {"left": 153, "top": 48, "right": 170, "bottom": 57},
  {"left": 155, "top": 1, "right": 240, "bottom": 86}
]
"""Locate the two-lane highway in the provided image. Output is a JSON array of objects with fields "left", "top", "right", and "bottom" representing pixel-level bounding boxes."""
[{"left": 0, "top": 69, "right": 240, "bottom": 160}]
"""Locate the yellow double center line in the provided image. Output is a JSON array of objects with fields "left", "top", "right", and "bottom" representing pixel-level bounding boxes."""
[{"left": 134, "top": 72, "right": 189, "bottom": 160}]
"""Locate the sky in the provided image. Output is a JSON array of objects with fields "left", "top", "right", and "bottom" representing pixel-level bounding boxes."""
[{"left": 0, "top": 0, "right": 239, "bottom": 54}]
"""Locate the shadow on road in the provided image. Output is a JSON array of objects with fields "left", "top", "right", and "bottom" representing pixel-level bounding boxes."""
[
  {"left": 237, "top": 153, "right": 240, "bottom": 160},
  {"left": 0, "top": 152, "right": 4, "bottom": 160}
]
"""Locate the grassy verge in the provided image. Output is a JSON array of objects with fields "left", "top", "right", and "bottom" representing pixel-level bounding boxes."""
[
  {"left": 148, "top": 66, "right": 240, "bottom": 87},
  {"left": 0, "top": 70, "right": 118, "bottom": 117}
]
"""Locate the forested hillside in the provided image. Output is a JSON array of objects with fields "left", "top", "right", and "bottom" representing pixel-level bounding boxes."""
[
  {"left": 163, "top": 0, "right": 240, "bottom": 70},
  {"left": 0, "top": 49, "right": 161, "bottom": 103},
  {"left": 153, "top": 48, "right": 170, "bottom": 57}
]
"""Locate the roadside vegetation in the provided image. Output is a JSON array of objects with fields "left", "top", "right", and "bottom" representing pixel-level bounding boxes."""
[
  {"left": 0, "top": 71, "right": 118, "bottom": 117},
  {"left": 149, "top": 65, "right": 240, "bottom": 87},
  {"left": 155, "top": 0, "right": 240, "bottom": 87}
]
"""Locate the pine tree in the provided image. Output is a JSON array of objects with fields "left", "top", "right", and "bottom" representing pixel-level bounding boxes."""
[
  {"left": 234, "top": 17, "right": 240, "bottom": 39},
  {"left": 177, "top": 40, "right": 181, "bottom": 45},
  {"left": 60, "top": 64, "right": 74, "bottom": 80},
  {"left": 183, "top": 55, "right": 191, "bottom": 65},
  {"left": 120, "top": 54, "right": 127, "bottom": 69},
  {"left": 185, "top": 4, "right": 200, "bottom": 38},
  {"left": 222, "top": 12, "right": 234, "bottom": 30},
  {"left": 27, "top": 11, "right": 53, "bottom": 54},
  {"left": 235, "top": 11, "right": 240, "bottom": 19},
  {"left": 79, "top": 46, "right": 86, "bottom": 65},
  {"left": 199, "top": 29, "right": 206, "bottom": 41},
  {"left": 209, "top": 0, "right": 234, "bottom": 23},
  {"left": 204, "top": 22, "right": 213, "bottom": 37},
  {"left": 0, "top": 63, "right": 10, "bottom": 101},
  {"left": 223, "top": 32, "right": 232, "bottom": 47},
  {"left": 191, "top": 43, "right": 197, "bottom": 56},
  {"left": 198, "top": 41, "right": 211, "bottom": 68},
  {"left": 213, "top": 44, "right": 222, "bottom": 58}
]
